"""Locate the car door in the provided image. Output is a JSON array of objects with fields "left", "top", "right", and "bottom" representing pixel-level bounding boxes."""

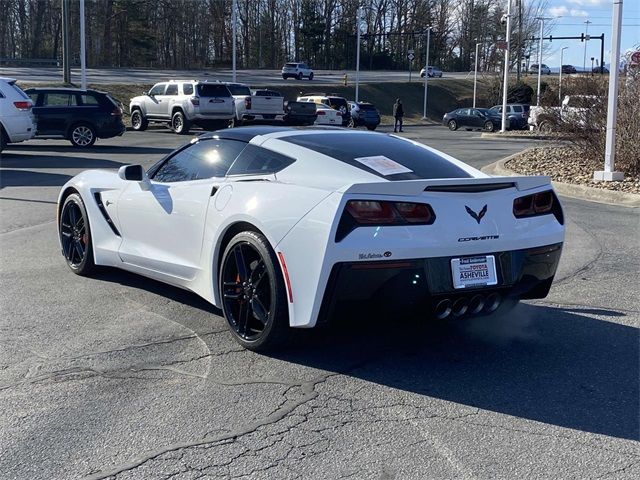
[
  {"left": 116, "top": 138, "right": 247, "bottom": 279},
  {"left": 32, "top": 91, "right": 79, "bottom": 136},
  {"left": 145, "top": 83, "right": 167, "bottom": 117},
  {"left": 469, "top": 109, "right": 485, "bottom": 128},
  {"left": 457, "top": 108, "right": 472, "bottom": 127}
]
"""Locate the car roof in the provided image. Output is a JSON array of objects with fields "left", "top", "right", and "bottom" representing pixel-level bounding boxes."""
[
  {"left": 23, "top": 87, "right": 107, "bottom": 94},
  {"left": 200, "top": 126, "right": 345, "bottom": 142},
  {"left": 0, "top": 77, "right": 17, "bottom": 83}
]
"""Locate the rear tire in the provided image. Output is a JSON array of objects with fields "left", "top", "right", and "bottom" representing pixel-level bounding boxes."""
[
  {"left": 220, "top": 231, "right": 290, "bottom": 352},
  {"left": 297, "top": 72, "right": 303, "bottom": 80},
  {"left": 59, "top": 193, "right": 95, "bottom": 276},
  {"left": 130, "top": 109, "right": 148, "bottom": 131},
  {"left": 448, "top": 119, "right": 458, "bottom": 131},
  {"left": 0, "top": 127, "right": 7, "bottom": 153},
  {"left": 539, "top": 120, "right": 554, "bottom": 133},
  {"left": 309, "top": 72, "right": 314, "bottom": 80},
  {"left": 69, "top": 123, "right": 96, "bottom": 147},
  {"left": 172, "top": 111, "right": 190, "bottom": 134},
  {"left": 484, "top": 121, "right": 495, "bottom": 132},
  {"left": 366, "top": 125, "right": 377, "bottom": 131}
]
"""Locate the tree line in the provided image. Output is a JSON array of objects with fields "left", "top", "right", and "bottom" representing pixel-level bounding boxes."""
[{"left": 0, "top": 0, "right": 549, "bottom": 72}]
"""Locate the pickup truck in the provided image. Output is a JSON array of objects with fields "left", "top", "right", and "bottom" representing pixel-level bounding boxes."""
[
  {"left": 283, "top": 101, "right": 317, "bottom": 126},
  {"left": 528, "top": 95, "right": 600, "bottom": 133},
  {"left": 225, "top": 84, "right": 284, "bottom": 126}
]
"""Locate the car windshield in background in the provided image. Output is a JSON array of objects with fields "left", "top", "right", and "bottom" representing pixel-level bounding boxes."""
[
  {"left": 197, "top": 84, "right": 231, "bottom": 97},
  {"left": 226, "top": 85, "right": 251, "bottom": 96},
  {"left": 358, "top": 104, "right": 377, "bottom": 110},
  {"left": 254, "top": 90, "right": 282, "bottom": 96},
  {"left": 328, "top": 98, "right": 347, "bottom": 109},
  {"left": 282, "top": 133, "right": 471, "bottom": 181},
  {"left": 285, "top": 63, "right": 298, "bottom": 68}
]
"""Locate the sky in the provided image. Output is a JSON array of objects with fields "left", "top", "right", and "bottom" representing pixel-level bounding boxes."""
[{"left": 541, "top": 0, "right": 640, "bottom": 70}]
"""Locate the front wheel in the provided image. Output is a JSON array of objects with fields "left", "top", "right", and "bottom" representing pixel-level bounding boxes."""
[
  {"left": 59, "top": 193, "right": 95, "bottom": 275},
  {"left": 484, "top": 121, "right": 495, "bottom": 132},
  {"left": 366, "top": 125, "right": 377, "bottom": 131},
  {"left": 220, "top": 231, "right": 289, "bottom": 351},
  {"left": 308, "top": 72, "right": 314, "bottom": 80},
  {"left": 172, "top": 111, "right": 190, "bottom": 134},
  {"left": 297, "top": 72, "right": 303, "bottom": 80},
  {"left": 539, "top": 120, "right": 554, "bottom": 133},
  {"left": 69, "top": 124, "right": 96, "bottom": 147},
  {"left": 448, "top": 119, "right": 458, "bottom": 131},
  {"left": 130, "top": 110, "right": 148, "bottom": 131}
]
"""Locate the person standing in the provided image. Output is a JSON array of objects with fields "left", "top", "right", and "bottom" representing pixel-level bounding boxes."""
[{"left": 393, "top": 98, "right": 404, "bottom": 132}]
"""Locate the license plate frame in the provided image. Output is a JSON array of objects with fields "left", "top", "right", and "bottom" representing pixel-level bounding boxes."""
[{"left": 451, "top": 255, "right": 498, "bottom": 289}]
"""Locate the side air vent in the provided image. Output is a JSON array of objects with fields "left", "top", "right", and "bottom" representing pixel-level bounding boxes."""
[
  {"left": 94, "top": 192, "right": 121, "bottom": 236},
  {"left": 425, "top": 183, "right": 515, "bottom": 193}
]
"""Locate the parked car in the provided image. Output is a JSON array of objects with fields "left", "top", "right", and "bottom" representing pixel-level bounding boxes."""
[
  {"left": 225, "top": 84, "right": 285, "bottom": 126},
  {"left": 489, "top": 103, "right": 529, "bottom": 130},
  {"left": 57, "top": 126, "right": 565, "bottom": 351},
  {"left": 281, "top": 62, "right": 314, "bottom": 80},
  {"left": 420, "top": 66, "right": 443, "bottom": 78},
  {"left": 0, "top": 77, "right": 36, "bottom": 152},
  {"left": 528, "top": 95, "right": 600, "bottom": 132},
  {"left": 561, "top": 65, "right": 577, "bottom": 74},
  {"left": 348, "top": 101, "right": 380, "bottom": 130},
  {"left": 442, "top": 107, "right": 507, "bottom": 132},
  {"left": 24, "top": 87, "right": 125, "bottom": 147},
  {"left": 593, "top": 66, "right": 609, "bottom": 74},
  {"left": 297, "top": 94, "right": 350, "bottom": 126},
  {"left": 529, "top": 64, "right": 551, "bottom": 75},
  {"left": 283, "top": 101, "right": 317, "bottom": 126},
  {"left": 313, "top": 105, "right": 342, "bottom": 125}
]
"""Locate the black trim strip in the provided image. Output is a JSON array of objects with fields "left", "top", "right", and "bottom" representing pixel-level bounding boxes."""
[
  {"left": 94, "top": 192, "right": 121, "bottom": 236},
  {"left": 425, "top": 183, "right": 515, "bottom": 193}
]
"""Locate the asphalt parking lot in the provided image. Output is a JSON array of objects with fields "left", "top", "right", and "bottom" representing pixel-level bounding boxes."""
[{"left": 1, "top": 126, "right": 638, "bottom": 479}]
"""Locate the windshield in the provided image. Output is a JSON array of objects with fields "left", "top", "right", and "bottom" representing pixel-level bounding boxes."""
[{"left": 197, "top": 84, "right": 231, "bottom": 97}]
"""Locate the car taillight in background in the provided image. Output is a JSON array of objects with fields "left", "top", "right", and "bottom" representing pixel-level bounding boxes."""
[
  {"left": 336, "top": 200, "right": 436, "bottom": 241},
  {"left": 317, "top": 110, "right": 326, "bottom": 116},
  {"left": 110, "top": 107, "right": 123, "bottom": 116},
  {"left": 244, "top": 96, "right": 251, "bottom": 109},
  {"left": 513, "top": 190, "right": 563, "bottom": 224},
  {"left": 336, "top": 112, "right": 342, "bottom": 117},
  {"left": 13, "top": 101, "right": 32, "bottom": 111},
  {"left": 190, "top": 97, "right": 200, "bottom": 106}
]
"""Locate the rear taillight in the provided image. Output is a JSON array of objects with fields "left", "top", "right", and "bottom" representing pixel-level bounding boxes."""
[
  {"left": 13, "top": 101, "right": 32, "bottom": 111},
  {"left": 337, "top": 200, "right": 435, "bottom": 241},
  {"left": 336, "top": 112, "right": 342, "bottom": 117},
  {"left": 513, "top": 190, "right": 563, "bottom": 224},
  {"left": 244, "top": 96, "right": 251, "bottom": 109},
  {"left": 317, "top": 110, "right": 326, "bottom": 115},
  {"left": 190, "top": 97, "right": 200, "bottom": 106},
  {"left": 111, "top": 107, "right": 122, "bottom": 116}
]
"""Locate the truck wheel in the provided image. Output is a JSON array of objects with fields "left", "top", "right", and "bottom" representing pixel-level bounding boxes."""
[
  {"left": 130, "top": 109, "right": 148, "bottom": 131},
  {"left": 539, "top": 121, "right": 554, "bottom": 133},
  {"left": 297, "top": 72, "right": 303, "bottom": 80},
  {"left": 309, "top": 72, "right": 314, "bottom": 81},
  {"left": 171, "top": 111, "right": 190, "bottom": 134}
]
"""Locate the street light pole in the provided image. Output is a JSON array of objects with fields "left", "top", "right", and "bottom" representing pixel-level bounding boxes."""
[
  {"left": 422, "top": 27, "right": 431, "bottom": 120},
  {"left": 583, "top": 19, "right": 591, "bottom": 72},
  {"left": 535, "top": 17, "right": 548, "bottom": 107},
  {"left": 80, "top": 0, "right": 87, "bottom": 89},
  {"left": 559, "top": 47, "right": 568, "bottom": 103},
  {"left": 473, "top": 42, "right": 481, "bottom": 108},
  {"left": 355, "top": 7, "right": 362, "bottom": 102},
  {"left": 232, "top": 0, "right": 237, "bottom": 82},
  {"left": 594, "top": 0, "right": 624, "bottom": 182},
  {"left": 500, "top": 0, "right": 512, "bottom": 133}
]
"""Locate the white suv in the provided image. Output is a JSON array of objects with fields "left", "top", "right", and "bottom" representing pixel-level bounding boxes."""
[
  {"left": 0, "top": 77, "right": 36, "bottom": 152},
  {"left": 281, "top": 63, "right": 314, "bottom": 80},
  {"left": 129, "top": 80, "right": 234, "bottom": 134}
]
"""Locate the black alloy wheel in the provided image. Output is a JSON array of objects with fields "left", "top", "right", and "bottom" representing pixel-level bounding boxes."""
[
  {"left": 220, "top": 231, "right": 289, "bottom": 351},
  {"left": 131, "top": 110, "right": 148, "bottom": 131},
  {"left": 484, "top": 120, "right": 495, "bottom": 132},
  {"left": 448, "top": 119, "right": 458, "bottom": 131},
  {"left": 70, "top": 124, "right": 96, "bottom": 147},
  {"left": 59, "top": 193, "right": 95, "bottom": 275}
]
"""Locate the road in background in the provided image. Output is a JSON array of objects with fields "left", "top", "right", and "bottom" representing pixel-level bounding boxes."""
[
  {"left": 1, "top": 128, "right": 638, "bottom": 479},
  {"left": 2, "top": 67, "right": 474, "bottom": 85}
]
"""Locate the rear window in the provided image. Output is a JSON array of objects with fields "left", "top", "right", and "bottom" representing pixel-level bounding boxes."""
[
  {"left": 11, "top": 83, "right": 30, "bottom": 100},
  {"left": 282, "top": 133, "right": 471, "bottom": 181},
  {"left": 358, "top": 104, "right": 377, "bottom": 110},
  {"left": 328, "top": 97, "right": 347, "bottom": 108},
  {"left": 197, "top": 84, "right": 231, "bottom": 97},
  {"left": 512, "top": 105, "right": 523, "bottom": 112},
  {"left": 226, "top": 84, "right": 251, "bottom": 96},
  {"left": 285, "top": 63, "right": 298, "bottom": 67},
  {"left": 254, "top": 90, "right": 282, "bottom": 97}
]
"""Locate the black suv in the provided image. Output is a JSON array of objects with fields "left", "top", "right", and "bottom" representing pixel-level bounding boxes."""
[{"left": 25, "top": 88, "right": 125, "bottom": 147}]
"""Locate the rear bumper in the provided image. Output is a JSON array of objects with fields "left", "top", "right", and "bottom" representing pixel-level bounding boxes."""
[
  {"left": 98, "top": 122, "right": 126, "bottom": 139},
  {"left": 192, "top": 112, "right": 234, "bottom": 121},
  {"left": 316, "top": 243, "right": 563, "bottom": 325}
]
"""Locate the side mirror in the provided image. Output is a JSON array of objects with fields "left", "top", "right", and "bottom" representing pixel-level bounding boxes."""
[
  {"left": 143, "top": 91, "right": 149, "bottom": 96},
  {"left": 118, "top": 164, "right": 146, "bottom": 182}
]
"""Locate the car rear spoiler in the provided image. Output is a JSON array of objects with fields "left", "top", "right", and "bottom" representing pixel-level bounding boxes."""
[{"left": 339, "top": 176, "right": 552, "bottom": 196}]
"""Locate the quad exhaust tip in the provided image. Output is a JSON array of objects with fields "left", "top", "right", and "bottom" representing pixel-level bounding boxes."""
[
  {"left": 468, "top": 295, "right": 485, "bottom": 315},
  {"left": 434, "top": 299, "right": 452, "bottom": 320},
  {"left": 484, "top": 293, "right": 501, "bottom": 313},
  {"left": 452, "top": 297, "right": 469, "bottom": 317}
]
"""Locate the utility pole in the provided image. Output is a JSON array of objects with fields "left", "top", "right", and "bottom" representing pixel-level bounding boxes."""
[
  {"left": 535, "top": 17, "right": 550, "bottom": 107},
  {"left": 62, "top": 0, "right": 71, "bottom": 84},
  {"left": 232, "top": 0, "right": 237, "bottom": 82},
  {"left": 559, "top": 47, "right": 568, "bottom": 104},
  {"left": 517, "top": 0, "right": 523, "bottom": 82},
  {"left": 594, "top": 0, "right": 624, "bottom": 182},
  {"left": 473, "top": 42, "right": 481, "bottom": 108},
  {"left": 80, "top": 0, "right": 86, "bottom": 89},
  {"left": 422, "top": 26, "right": 431, "bottom": 119},
  {"left": 355, "top": 7, "right": 362, "bottom": 102},
  {"left": 500, "top": 0, "right": 512, "bottom": 133},
  {"left": 582, "top": 19, "right": 591, "bottom": 71}
]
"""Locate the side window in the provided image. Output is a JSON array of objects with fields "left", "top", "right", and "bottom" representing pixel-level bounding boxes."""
[
  {"left": 183, "top": 83, "right": 194, "bottom": 95},
  {"left": 513, "top": 105, "right": 523, "bottom": 112},
  {"left": 80, "top": 94, "right": 100, "bottom": 105},
  {"left": 43, "top": 93, "right": 78, "bottom": 106},
  {"left": 149, "top": 84, "right": 166, "bottom": 96},
  {"left": 227, "top": 144, "right": 295, "bottom": 176},
  {"left": 494, "top": 106, "right": 503, "bottom": 114},
  {"left": 165, "top": 84, "right": 178, "bottom": 95},
  {"left": 152, "top": 139, "right": 246, "bottom": 183}
]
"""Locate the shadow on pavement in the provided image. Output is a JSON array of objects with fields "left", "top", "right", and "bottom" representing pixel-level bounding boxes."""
[
  {"left": 0, "top": 169, "right": 72, "bottom": 188},
  {"left": 83, "top": 266, "right": 639, "bottom": 442},
  {"left": 0, "top": 154, "right": 127, "bottom": 170}
]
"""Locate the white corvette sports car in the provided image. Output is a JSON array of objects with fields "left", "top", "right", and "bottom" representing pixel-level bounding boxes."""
[{"left": 57, "top": 126, "right": 565, "bottom": 350}]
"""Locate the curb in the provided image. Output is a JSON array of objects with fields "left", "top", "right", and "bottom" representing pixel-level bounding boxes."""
[
  {"left": 480, "top": 132, "right": 571, "bottom": 141},
  {"left": 482, "top": 150, "right": 640, "bottom": 208}
]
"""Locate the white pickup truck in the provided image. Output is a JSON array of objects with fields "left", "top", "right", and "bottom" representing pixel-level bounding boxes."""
[
  {"left": 528, "top": 95, "right": 600, "bottom": 133},
  {"left": 225, "top": 83, "right": 284, "bottom": 126}
]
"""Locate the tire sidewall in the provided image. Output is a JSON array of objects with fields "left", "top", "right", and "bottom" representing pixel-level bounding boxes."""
[
  {"left": 60, "top": 193, "right": 95, "bottom": 275},
  {"left": 484, "top": 121, "right": 494, "bottom": 132},
  {"left": 172, "top": 111, "right": 189, "bottom": 134},
  {"left": 70, "top": 123, "right": 96, "bottom": 147},
  {"left": 448, "top": 120, "right": 457, "bottom": 131},
  {"left": 219, "top": 231, "right": 289, "bottom": 351},
  {"left": 131, "top": 110, "right": 147, "bottom": 131}
]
